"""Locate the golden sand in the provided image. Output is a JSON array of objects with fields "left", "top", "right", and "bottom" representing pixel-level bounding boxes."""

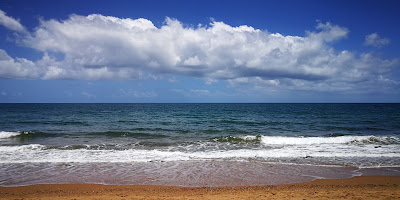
[{"left": 1, "top": 176, "right": 399, "bottom": 200}]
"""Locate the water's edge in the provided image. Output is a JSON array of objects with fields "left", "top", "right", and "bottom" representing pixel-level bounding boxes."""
[{"left": 1, "top": 161, "right": 399, "bottom": 187}]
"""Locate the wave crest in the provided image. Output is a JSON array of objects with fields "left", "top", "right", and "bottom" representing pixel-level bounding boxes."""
[
  {"left": 0, "top": 131, "right": 22, "bottom": 139},
  {"left": 212, "top": 135, "right": 400, "bottom": 145},
  {"left": 260, "top": 135, "right": 399, "bottom": 145},
  {"left": 212, "top": 135, "right": 262, "bottom": 144}
]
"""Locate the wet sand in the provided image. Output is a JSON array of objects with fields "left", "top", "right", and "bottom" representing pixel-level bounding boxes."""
[
  {"left": 1, "top": 176, "right": 399, "bottom": 200},
  {"left": 0, "top": 161, "right": 373, "bottom": 186}
]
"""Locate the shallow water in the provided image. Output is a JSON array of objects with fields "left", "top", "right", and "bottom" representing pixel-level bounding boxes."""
[
  {"left": 3, "top": 161, "right": 393, "bottom": 187},
  {"left": 1, "top": 161, "right": 399, "bottom": 187}
]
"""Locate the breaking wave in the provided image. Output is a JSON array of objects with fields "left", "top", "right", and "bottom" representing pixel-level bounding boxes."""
[
  {"left": 214, "top": 135, "right": 399, "bottom": 145},
  {"left": 0, "top": 131, "right": 22, "bottom": 139},
  {"left": 0, "top": 135, "right": 399, "bottom": 167}
]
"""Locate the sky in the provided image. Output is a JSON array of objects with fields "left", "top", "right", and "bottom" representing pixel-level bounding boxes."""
[{"left": 0, "top": 0, "right": 399, "bottom": 103}]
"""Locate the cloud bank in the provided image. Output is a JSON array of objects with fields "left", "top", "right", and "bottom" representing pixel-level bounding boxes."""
[{"left": 0, "top": 10, "right": 399, "bottom": 93}]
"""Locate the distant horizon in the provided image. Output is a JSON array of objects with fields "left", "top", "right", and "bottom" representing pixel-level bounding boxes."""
[{"left": 1, "top": 0, "right": 399, "bottom": 103}]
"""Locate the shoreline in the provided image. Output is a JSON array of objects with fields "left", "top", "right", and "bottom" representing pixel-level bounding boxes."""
[
  {"left": 1, "top": 176, "right": 399, "bottom": 199},
  {"left": 1, "top": 161, "right": 399, "bottom": 187}
]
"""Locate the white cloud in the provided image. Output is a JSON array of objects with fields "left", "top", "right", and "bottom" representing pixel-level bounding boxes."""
[
  {"left": 0, "top": 49, "right": 40, "bottom": 79},
  {"left": 190, "top": 89, "right": 210, "bottom": 96},
  {"left": 0, "top": 10, "right": 398, "bottom": 94},
  {"left": 118, "top": 89, "right": 157, "bottom": 98},
  {"left": 18, "top": 15, "right": 358, "bottom": 81},
  {"left": 172, "top": 89, "right": 210, "bottom": 97},
  {"left": 204, "top": 78, "right": 218, "bottom": 85},
  {"left": 0, "top": 10, "right": 27, "bottom": 33},
  {"left": 308, "top": 22, "right": 348, "bottom": 42},
  {"left": 365, "top": 33, "right": 390, "bottom": 47}
]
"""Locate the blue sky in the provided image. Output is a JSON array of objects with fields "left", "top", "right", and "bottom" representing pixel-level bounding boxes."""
[{"left": 0, "top": 0, "right": 399, "bottom": 103}]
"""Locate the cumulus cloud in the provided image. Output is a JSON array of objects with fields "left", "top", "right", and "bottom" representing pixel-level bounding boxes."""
[
  {"left": 0, "top": 49, "right": 39, "bottom": 79},
  {"left": 308, "top": 22, "right": 348, "bottom": 42},
  {"left": 0, "top": 10, "right": 27, "bottom": 33},
  {"left": 365, "top": 33, "right": 390, "bottom": 47},
  {"left": 229, "top": 51, "right": 398, "bottom": 93},
  {"left": 0, "top": 10, "right": 398, "bottom": 93}
]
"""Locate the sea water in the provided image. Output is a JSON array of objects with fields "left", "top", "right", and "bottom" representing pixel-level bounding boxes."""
[{"left": 1, "top": 103, "right": 399, "bottom": 186}]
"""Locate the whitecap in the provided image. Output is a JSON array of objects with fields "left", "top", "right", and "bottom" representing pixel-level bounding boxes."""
[{"left": 0, "top": 131, "right": 21, "bottom": 139}]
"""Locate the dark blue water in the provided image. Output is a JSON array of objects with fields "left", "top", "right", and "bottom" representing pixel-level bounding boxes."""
[
  {"left": 0, "top": 103, "right": 399, "bottom": 166},
  {"left": 1, "top": 103, "right": 400, "bottom": 186}
]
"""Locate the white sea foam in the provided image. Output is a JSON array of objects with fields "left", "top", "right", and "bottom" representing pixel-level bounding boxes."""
[
  {"left": 0, "top": 131, "right": 21, "bottom": 139},
  {"left": 0, "top": 139, "right": 399, "bottom": 167},
  {"left": 259, "top": 135, "right": 345, "bottom": 145},
  {"left": 259, "top": 135, "right": 395, "bottom": 145}
]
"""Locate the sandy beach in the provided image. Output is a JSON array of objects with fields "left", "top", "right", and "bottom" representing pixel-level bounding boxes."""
[{"left": 1, "top": 176, "right": 399, "bottom": 200}]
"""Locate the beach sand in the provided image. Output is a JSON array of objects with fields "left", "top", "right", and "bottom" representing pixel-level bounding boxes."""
[{"left": 0, "top": 176, "right": 399, "bottom": 200}]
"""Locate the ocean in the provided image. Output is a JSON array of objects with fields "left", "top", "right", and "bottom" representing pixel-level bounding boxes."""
[{"left": 1, "top": 103, "right": 400, "bottom": 186}]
